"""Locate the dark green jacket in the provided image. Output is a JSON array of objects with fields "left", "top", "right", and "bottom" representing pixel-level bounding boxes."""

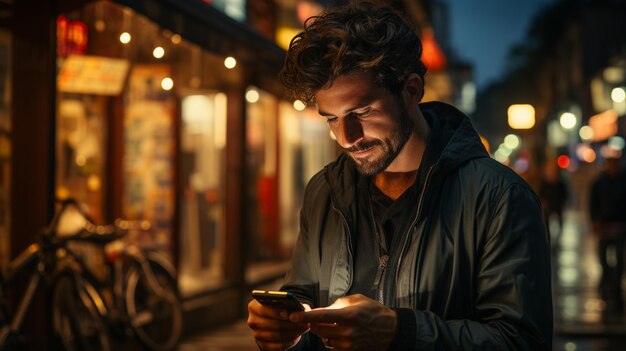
[{"left": 282, "top": 102, "right": 552, "bottom": 350}]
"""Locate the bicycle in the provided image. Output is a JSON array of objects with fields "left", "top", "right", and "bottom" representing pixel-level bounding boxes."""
[
  {"left": 0, "top": 199, "right": 114, "bottom": 350},
  {"left": 51, "top": 198, "right": 184, "bottom": 351},
  {"left": 0, "top": 198, "right": 183, "bottom": 350}
]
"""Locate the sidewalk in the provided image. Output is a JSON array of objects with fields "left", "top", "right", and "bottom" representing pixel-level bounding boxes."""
[
  {"left": 552, "top": 209, "right": 626, "bottom": 350},
  {"left": 179, "top": 210, "right": 626, "bottom": 350},
  {"left": 178, "top": 318, "right": 258, "bottom": 351}
]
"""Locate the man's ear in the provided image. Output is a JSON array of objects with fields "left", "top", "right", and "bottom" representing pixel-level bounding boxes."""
[{"left": 402, "top": 73, "right": 423, "bottom": 106}]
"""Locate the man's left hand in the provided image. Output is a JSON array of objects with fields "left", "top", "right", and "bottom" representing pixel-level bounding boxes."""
[{"left": 289, "top": 294, "right": 397, "bottom": 351}]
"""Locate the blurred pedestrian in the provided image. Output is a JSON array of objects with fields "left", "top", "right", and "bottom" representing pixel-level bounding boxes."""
[
  {"left": 247, "top": 2, "right": 552, "bottom": 350},
  {"left": 539, "top": 160, "right": 568, "bottom": 250},
  {"left": 590, "top": 155, "right": 626, "bottom": 312}
]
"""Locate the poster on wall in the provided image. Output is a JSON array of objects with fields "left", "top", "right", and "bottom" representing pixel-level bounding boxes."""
[{"left": 124, "top": 64, "right": 175, "bottom": 254}]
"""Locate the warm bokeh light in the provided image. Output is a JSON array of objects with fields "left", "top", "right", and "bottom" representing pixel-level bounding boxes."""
[
  {"left": 504, "top": 134, "right": 521, "bottom": 150},
  {"left": 557, "top": 155, "right": 570, "bottom": 169},
  {"left": 559, "top": 112, "right": 577, "bottom": 130},
  {"left": 507, "top": 104, "right": 535, "bottom": 129},
  {"left": 56, "top": 186, "right": 70, "bottom": 200},
  {"left": 153, "top": 46, "right": 165, "bottom": 59},
  {"left": 224, "top": 56, "right": 237, "bottom": 69},
  {"left": 75, "top": 154, "right": 86, "bottom": 166},
  {"left": 119, "top": 32, "right": 131, "bottom": 44},
  {"left": 95, "top": 20, "right": 105, "bottom": 32},
  {"left": 161, "top": 77, "right": 174, "bottom": 90},
  {"left": 576, "top": 144, "right": 596, "bottom": 163},
  {"left": 493, "top": 149, "right": 509, "bottom": 163},
  {"left": 498, "top": 144, "right": 512, "bottom": 157},
  {"left": 245, "top": 89, "right": 260, "bottom": 103},
  {"left": 293, "top": 100, "right": 306, "bottom": 111},
  {"left": 420, "top": 27, "right": 447, "bottom": 71},
  {"left": 171, "top": 34, "right": 182, "bottom": 44},
  {"left": 276, "top": 27, "right": 301, "bottom": 51},
  {"left": 579, "top": 126, "right": 594, "bottom": 142},
  {"left": 611, "top": 87, "right": 626, "bottom": 103},
  {"left": 589, "top": 109, "right": 618, "bottom": 141},
  {"left": 87, "top": 174, "right": 102, "bottom": 192}
]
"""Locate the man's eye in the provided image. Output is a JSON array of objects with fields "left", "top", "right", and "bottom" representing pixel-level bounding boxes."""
[
  {"left": 355, "top": 110, "right": 371, "bottom": 118},
  {"left": 326, "top": 117, "right": 338, "bottom": 124}
]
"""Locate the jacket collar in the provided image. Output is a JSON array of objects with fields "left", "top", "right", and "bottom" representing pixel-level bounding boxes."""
[{"left": 325, "top": 101, "right": 489, "bottom": 215}]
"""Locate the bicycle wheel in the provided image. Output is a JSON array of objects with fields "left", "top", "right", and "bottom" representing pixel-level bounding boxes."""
[
  {"left": 51, "top": 271, "right": 111, "bottom": 351},
  {"left": 124, "top": 260, "right": 182, "bottom": 351}
]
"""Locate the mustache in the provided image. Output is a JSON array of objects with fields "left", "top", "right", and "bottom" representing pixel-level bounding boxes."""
[{"left": 344, "top": 140, "right": 381, "bottom": 153}]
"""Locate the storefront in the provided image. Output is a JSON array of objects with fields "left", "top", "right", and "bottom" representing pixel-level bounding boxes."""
[{"left": 7, "top": 0, "right": 336, "bottom": 345}]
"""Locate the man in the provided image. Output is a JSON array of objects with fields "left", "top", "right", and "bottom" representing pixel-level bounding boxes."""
[
  {"left": 248, "top": 2, "right": 552, "bottom": 350},
  {"left": 590, "top": 156, "right": 626, "bottom": 313}
]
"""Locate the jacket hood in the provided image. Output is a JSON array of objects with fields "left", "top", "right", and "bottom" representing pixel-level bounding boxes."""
[
  {"left": 420, "top": 101, "right": 489, "bottom": 177},
  {"left": 324, "top": 101, "right": 489, "bottom": 218}
]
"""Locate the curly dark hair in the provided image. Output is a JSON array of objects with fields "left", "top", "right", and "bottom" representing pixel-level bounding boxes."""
[{"left": 280, "top": 1, "right": 427, "bottom": 104}]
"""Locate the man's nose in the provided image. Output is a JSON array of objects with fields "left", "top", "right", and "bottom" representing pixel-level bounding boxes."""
[{"left": 333, "top": 115, "right": 363, "bottom": 147}]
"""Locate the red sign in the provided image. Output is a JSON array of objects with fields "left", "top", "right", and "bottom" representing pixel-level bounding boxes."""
[
  {"left": 57, "top": 16, "right": 88, "bottom": 57},
  {"left": 421, "top": 27, "right": 447, "bottom": 71}
]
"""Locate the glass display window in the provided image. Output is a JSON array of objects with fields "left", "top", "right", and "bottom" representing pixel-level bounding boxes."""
[
  {"left": 55, "top": 1, "right": 235, "bottom": 294},
  {"left": 246, "top": 89, "right": 337, "bottom": 283},
  {"left": 123, "top": 64, "right": 176, "bottom": 252},
  {"left": 178, "top": 92, "right": 227, "bottom": 295},
  {"left": 246, "top": 87, "right": 279, "bottom": 266}
]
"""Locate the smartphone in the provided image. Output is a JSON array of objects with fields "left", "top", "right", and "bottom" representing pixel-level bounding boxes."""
[{"left": 252, "top": 290, "right": 305, "bottom": 311}]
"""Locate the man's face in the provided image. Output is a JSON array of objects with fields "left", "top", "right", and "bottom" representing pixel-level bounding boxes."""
[{"left": 315, "top": 72, "right": 414, "bottom": 175}]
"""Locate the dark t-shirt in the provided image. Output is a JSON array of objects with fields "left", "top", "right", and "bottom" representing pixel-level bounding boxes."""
[{"left": 348, "top": 118, "right": 443, "bottom": 300}]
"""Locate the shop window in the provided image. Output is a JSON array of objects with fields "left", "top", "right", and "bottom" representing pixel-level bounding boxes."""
[
  {"left": 56, "top": 97, "right": 108, "bottom": 220},
  {"left": 0, "top": 29, "right": 10, "bottom": 270},
  {"left": 245, "top": 88, "right": 336, "bottom": 283},
  {"left": 123, "top": 64, "right": 176, "bottom": 252},
  {"left": 246, "top": 87, "right": 279, "bottom": 268},
  {"left": 55, "top": 1, "right": 235, "bottom": 295},
  {"left": 179, "top": 93, "right": 227, "bottom": 294}
]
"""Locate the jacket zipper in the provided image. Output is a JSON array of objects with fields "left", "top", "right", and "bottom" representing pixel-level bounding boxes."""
[
  {"left": 393, "top": 165, "right": 437, "bottom": 299},
  {"left": 367, "top": 187, "right": 389, "bottom": 304},
  {"left": 374, "top": 254, "right": 389, "bottom": 303}
]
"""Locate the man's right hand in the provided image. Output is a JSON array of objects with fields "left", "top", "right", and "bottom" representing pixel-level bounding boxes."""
[{"left": 247, "top": 298, "right": 310, "bottom": 351}]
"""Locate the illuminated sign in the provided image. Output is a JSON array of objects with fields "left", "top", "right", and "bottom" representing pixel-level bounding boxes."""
[{"left": 57, "top": 16, "right": 88, "bottom": 57}]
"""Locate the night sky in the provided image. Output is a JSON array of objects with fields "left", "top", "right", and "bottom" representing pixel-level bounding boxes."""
[{"left": 446, "top": 0, "right": 553, "bottom": 91}]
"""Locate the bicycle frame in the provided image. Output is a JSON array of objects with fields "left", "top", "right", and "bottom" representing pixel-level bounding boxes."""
[
  {"left": 1, "top": 198, "right": 182, "bottom": 350},
  {"left": 0, "top": 242, "right": 47, "bottom": 347},
  {"left": 0, "top": 199, "right": 110, "bottom": 349}
]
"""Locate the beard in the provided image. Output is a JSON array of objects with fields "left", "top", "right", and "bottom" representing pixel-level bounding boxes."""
[{"left": 345, "top": 107, "right": 414, "bottom": 176}]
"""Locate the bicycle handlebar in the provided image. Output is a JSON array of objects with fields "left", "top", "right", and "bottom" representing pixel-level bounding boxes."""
[{"left": 50, "top": 197, "right": 152, "bottom": 245}]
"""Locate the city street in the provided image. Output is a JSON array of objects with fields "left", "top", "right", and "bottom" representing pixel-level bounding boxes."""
[{"left": 179, "top": 208, "right": 626, "bottom": 350}]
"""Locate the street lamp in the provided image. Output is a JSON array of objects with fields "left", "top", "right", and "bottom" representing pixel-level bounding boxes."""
[{"left": 508, "top": 104, "right": 535, "bottom": 129}]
